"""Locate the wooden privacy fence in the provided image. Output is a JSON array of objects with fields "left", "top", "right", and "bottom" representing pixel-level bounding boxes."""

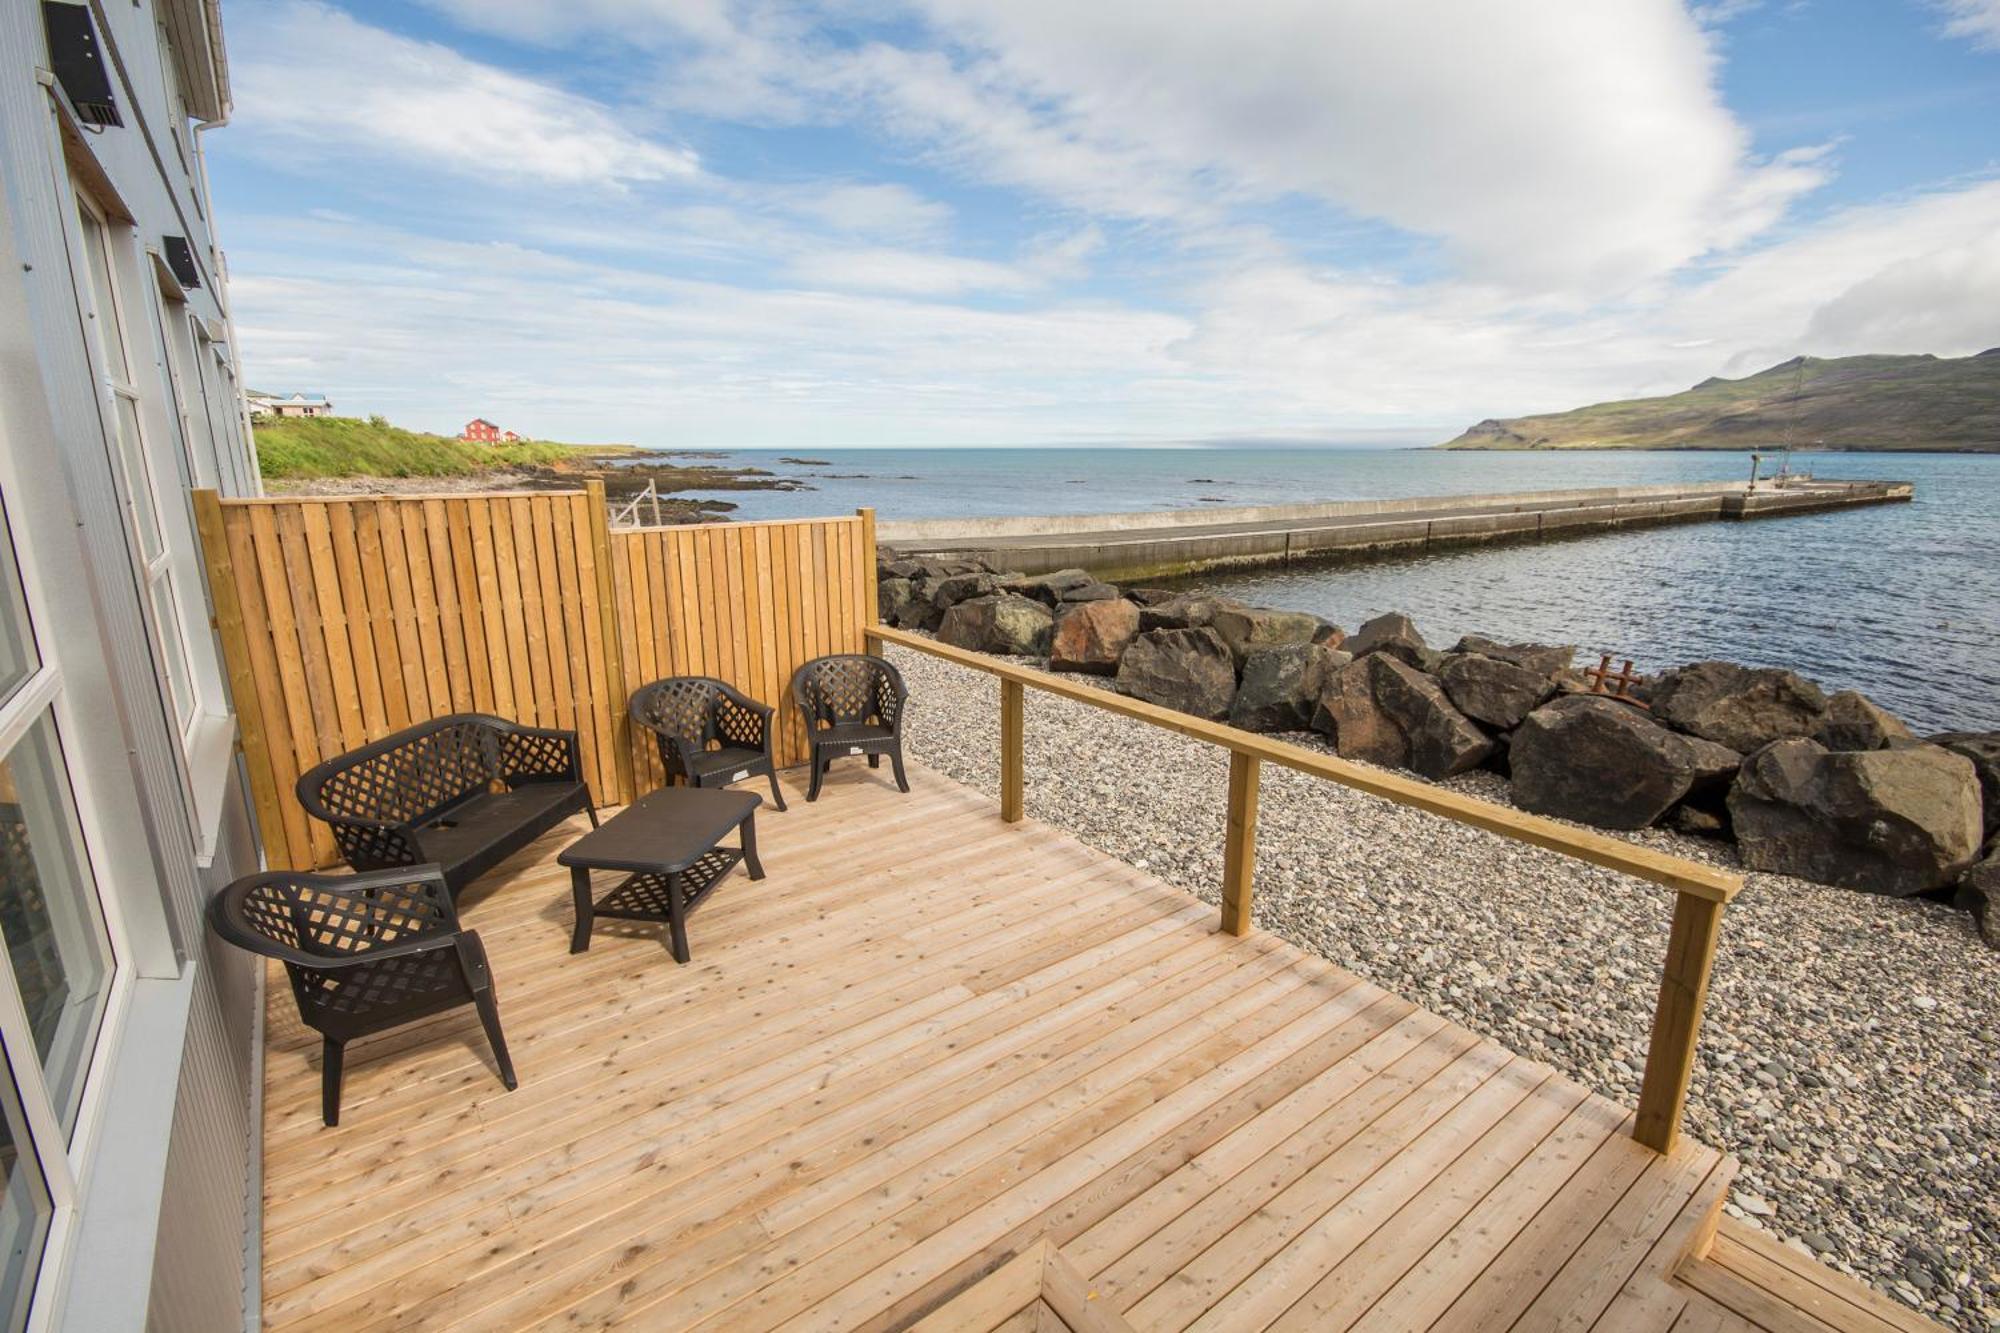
[
  {"left": 193, "top": 481, "right": 874, "bottom": 871},
  {"left": 867, "top": 621, "right": 1744, "bottom": 1159}
]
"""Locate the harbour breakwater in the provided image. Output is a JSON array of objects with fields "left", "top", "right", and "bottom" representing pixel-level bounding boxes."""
[
  {"left": 874, "top": 550, "right": 1999, "bottom": 956},
  {"left": 878, "top": 478, "right": 1914, "bottom": 582}
]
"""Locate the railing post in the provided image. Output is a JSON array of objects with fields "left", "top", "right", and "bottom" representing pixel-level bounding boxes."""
[
  {"left": 1634, "top": 890, "right": 1726, "bottom": 1153},
  {"left": 1000, "top": 678, "right": 1024, "bottom": 823},
  {"left": 1221, "top": 751, "right": 1259, "bottom": 936}
]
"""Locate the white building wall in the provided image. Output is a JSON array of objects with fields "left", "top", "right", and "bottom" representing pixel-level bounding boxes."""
[{"left": 0, "top": 2, "right": 261, "bottom": 1329}]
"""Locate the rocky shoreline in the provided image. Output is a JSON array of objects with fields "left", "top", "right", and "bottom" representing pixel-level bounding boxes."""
[{"left": 877, "top": 553, "right": 2000, "bottom": 953}]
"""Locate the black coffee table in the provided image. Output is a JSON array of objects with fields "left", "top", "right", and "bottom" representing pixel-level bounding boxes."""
[{"left": 558, "top": 787, "right": 763, "bottom": 963}]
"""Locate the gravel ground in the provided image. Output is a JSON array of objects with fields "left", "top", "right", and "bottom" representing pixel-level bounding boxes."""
[{"left": 884, "top": 642, "right": 2000, "bottom": 1328}]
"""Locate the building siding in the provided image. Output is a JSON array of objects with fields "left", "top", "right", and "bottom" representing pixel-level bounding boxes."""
[{"left": 0, "top": 2, "right": 263, "bottom": 1328}]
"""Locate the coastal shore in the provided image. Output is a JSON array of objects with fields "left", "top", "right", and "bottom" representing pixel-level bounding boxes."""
[{"left": 882, "top": 641, "right": 1999, "bottom": 1329}]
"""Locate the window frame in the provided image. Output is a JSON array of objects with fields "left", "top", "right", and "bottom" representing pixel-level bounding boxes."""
[
  {"left": 66, "top": 185, "right": 234, "bottom": 855},
  {"left": 0, "top": 463, "right": 138, "bottom": 1333}
]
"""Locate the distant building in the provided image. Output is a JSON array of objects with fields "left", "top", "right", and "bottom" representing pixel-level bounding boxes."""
[
  {"left": 502, "top": 429, "right": 522, "bottom": 442},
  {"left": 461, "top": 417, "right": 503, "bottom": 443},
  {"left": 247, "top": 391, "right": 332, "bottom": 418}
]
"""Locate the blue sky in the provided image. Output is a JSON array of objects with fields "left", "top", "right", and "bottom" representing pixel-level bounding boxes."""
[{"left": 208, "top": 0, "right": 2000, "bottom": 448}]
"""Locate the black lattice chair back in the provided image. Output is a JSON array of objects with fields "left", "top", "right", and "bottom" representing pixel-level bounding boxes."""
[
  {"left": 298, "top": 714, "right": 594, "bottom": 887},
  {"left": 208, "top": 866, "right": 517, "bottom": 1126},
  {"left": 789, "top": 655, "right": 910, "bottom": 802},
  {"left": 794, "top": 655, "right": 905, "bottom": 729},
  {"left": 629, "top": 676, "right": 785, "bottom": 810},
  {"left": 316, "top": 720, "right": 500, "bottom": 825}
]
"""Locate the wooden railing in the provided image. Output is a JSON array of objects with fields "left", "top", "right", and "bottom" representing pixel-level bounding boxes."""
[{"left": 866, "top": 621, "right": 1742, "bottom": 1156}]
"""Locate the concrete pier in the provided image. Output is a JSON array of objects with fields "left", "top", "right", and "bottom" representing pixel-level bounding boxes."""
[{"left": 877, "top": 478, "right": 1913, "bottom": 582}]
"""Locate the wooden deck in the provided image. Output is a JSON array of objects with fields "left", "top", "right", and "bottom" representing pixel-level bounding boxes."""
[{"left": 257, "top": 762, "right": 1902, "bottom": 1331}]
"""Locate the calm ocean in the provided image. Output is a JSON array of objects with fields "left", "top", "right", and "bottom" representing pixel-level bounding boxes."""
[{"left": 672, "top": 448, "right": 2000, "bottom": 735}]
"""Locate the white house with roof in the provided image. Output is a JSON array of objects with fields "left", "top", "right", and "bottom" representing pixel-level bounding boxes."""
[{"left": 246, "top": 390, "right": 331, "bottom": 418}]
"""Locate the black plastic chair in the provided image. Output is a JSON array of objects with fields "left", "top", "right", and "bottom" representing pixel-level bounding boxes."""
[
  {"left": 790, "top": 654, "right": 910, "bottom": 802},
  {"left": 629, "top": 677, "right": 787, "bottom": 812},
  {"left": 207, "top": 865, "right": 516, "bottom": 1127}
]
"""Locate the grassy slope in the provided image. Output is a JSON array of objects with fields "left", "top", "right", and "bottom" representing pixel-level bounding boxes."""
[
  {"left": 1438, "top": 349, "right": 2000, "bottom": 451},
  {"left": 255, "top": 416, "right": 628, "bottom": 479}
]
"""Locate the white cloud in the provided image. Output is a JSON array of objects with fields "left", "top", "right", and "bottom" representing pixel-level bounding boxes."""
[
  {"left": 1936, "top": 0, "right": 2000, "bottom": 49},
  {"left": 225, "top": 176, "right": 2000, "bottom": 446},
  {"left": 231, "top": 1, "right": 699, "bottom": 186},
  {"left": 787, "top": 183, "right": 955, "bottom": 241},
  {"left": 408, "top": 1, "right": 1828, "bottom": 296},
  {"left": 785, "top": 247, "right": 1037, "bottom": 295}
]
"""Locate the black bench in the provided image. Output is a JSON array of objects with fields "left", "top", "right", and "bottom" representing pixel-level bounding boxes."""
[{"left": 297, "top": 714, "right": 597, "bottom": 900}]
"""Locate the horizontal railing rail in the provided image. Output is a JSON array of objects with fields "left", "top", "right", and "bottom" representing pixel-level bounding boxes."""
[{"left": 867, "top": 620, "right": 1742, "bottom": 1156}]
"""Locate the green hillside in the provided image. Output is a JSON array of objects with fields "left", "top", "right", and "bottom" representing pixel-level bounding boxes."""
[
  {"left": 254, "top": 415, "right": 629, "bottom": 478},
  {"left": 1438, "top": 349, "right": 2000, "bottom": 452}
]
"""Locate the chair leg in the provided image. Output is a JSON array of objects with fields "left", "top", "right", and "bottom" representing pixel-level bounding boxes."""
[
  {"left": 321, "top": 1038, "right": 345, "bottom": 1128},
  {"left": 867, "top": 753, "right": 880, "bottom": 769},
  {"left": 766, "top": 768, "right": 787, "bottom": 812},
  {"left": 807, "top": 749, "right": 825, "bottom": 802},
  {"left": 584, "top": 804, "right": 600, "bottom": 829},
  {"left": 890, "top": 745, "right": 910, "bottom": 793},
  {"left": 472, "top": 985, "right": 518, "bottom": 1090}
]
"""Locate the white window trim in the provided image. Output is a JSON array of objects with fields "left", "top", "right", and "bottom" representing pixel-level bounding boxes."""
[
  {"left": 66, "top": 186, "right": 232, "bottom": 856},
  {"left": 0, "top": 440, "right": 140, "bottom": 1333}
]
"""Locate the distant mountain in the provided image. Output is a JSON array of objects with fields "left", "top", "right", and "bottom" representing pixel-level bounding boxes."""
[{"left": 1437, "top": 349, "right": 2000, "bottom": 452}]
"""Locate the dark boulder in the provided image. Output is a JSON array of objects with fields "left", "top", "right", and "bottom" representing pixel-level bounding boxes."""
[
  {"left": 1002, "top": 568, "right": 1096, "bottom": 606},
  {"left": 1229, "top": 644, "right": 1345, "bottom": 733},
  {"left": 893, "top": 581, "right": 944, "bottom": 630},
  {"left": 1510, "top": 695, "right": 1709, "bottom": 830},
  {"left": 1650, "top": 660, "right": 1827, "bottom": 752},
  {"left": 1929, "top": 732, "right": 2000, "bottom": 837},
  {"left": 1956, "top": 847, "right": 2000, "bottom": 950},
  {"left": 1435, "top": 652, "right": 1556, "bottom": 731},
  {"left": 1138, "top": 593, "right": 1247, "bottom": 633},
  {"left": 878, "top": 576, "right": 917, "bottom": 626},
  {"left": 1728, "top": 739, "right": 1984, "bottom": 896},
  {"left": 1115, "top": 628, "right": 1237, "bottom": 719},
  {"left": 936, "top": 593, "right": 1052, "bottom": 657},
  {"left": 1059, "top": 580, "right": 1123, "bottom": 603},
  {"left": 1049, "top": 598, "right": 1140, "bottom": 675},
  {"left": 1452, "top": 635, "right": 1576, "bottom": 676},
  {"left": 929, "top": 572, "right": 998, "bottom": 613},
  {"left": 1813, "top": 690, "right": 1913, "bottom": 751},
  {"left": 1312, "top": 653, "right": 1491, "bottom": 778},
  {"left": 1681, "top": 735, "right": 1745, "bottom": 790},
  {"left": 1123, "top": 587, "right": 1183, "bottom": 607},
  {"left": 1344, "top": 612, "right": 1438, "bottom": 672},
  {"left": 1209, "top": 606, "right": 1328, "bottom": 667},
  {"left": 882, "top": 557, "right": 925, "bottom": 580}
]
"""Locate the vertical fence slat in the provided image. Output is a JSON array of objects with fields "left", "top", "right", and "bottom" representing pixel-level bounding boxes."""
[{"left": 355, "top": 502, "right": 410, "bottom": 732}]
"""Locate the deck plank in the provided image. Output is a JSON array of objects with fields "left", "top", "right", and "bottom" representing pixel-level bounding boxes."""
[{"left": 258, "top": 760, "right": 1895, "bottom": 1332}]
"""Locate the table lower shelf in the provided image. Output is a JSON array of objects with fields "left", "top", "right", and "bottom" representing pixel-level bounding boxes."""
[{"left": 590, "top": 847, "right": 743, "bottom": 924}]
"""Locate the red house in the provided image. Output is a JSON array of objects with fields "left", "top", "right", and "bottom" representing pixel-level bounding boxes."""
[{"left": 460, "top": 417, "right": 502, "bottom": 443}]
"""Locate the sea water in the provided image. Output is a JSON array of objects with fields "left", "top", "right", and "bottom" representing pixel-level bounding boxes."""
[{"left": 669, "top": 448, "right": 1999, "bottom": 734}]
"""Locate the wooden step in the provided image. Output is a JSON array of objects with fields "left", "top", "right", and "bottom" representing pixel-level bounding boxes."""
[{"left": 1673, "top": 1217, "right": 1944, "bottom": 1333}]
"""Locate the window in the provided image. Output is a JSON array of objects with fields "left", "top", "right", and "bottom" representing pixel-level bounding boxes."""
[
  {"left": 0, "top": 1050, "right": 51, "bottom": 1333},
  {"left": 0, "top": 492, "right": 121, "bottom": 1329},
  {"left": 72, "top": 193, "right": 201, "bottom": 737}
]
